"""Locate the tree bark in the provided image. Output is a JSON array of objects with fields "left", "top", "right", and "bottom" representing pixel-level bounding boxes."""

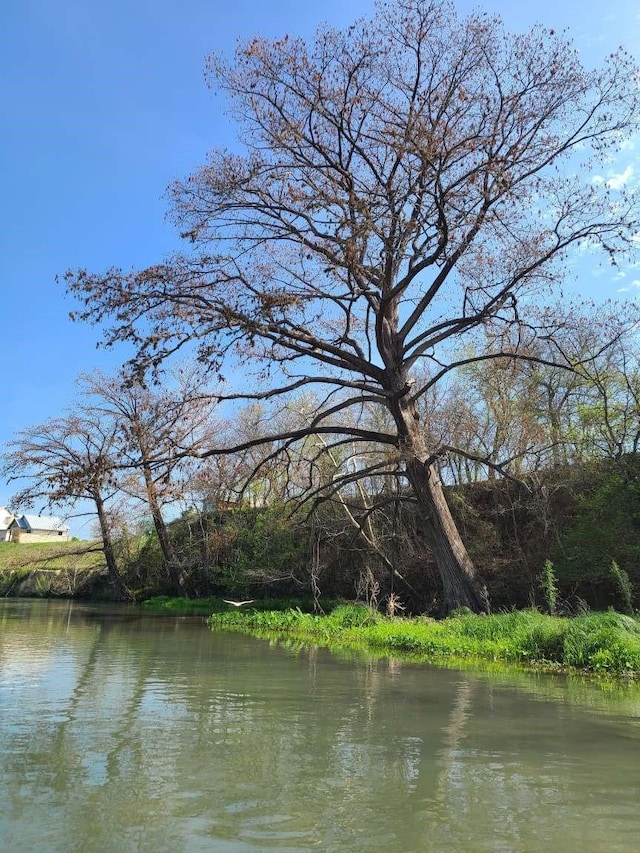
[
  {"left": 94, "top": 491, "right": 128, "bottom": 600},
  {"left": 405, "top": 457, "right": 489, "bottom": 614},
  {"left": 392, "top": 392, "right": 489, "bottom": 615}
]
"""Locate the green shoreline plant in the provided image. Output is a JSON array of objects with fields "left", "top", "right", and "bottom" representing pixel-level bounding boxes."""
[
  {"left": 609, "top": 560, "right": 634, "bottom": 615},
  {"left": 539, "top": 559, "right": 558, "bottom": 615},
  {"left": 141, "top": 595, "right": 342, "bottom": 616},
  {"left": 207, "top": 605, "right": 640, "bottom": 677}
]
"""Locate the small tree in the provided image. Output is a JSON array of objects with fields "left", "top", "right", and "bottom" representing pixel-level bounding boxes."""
[
  {"left": 609, "top": 560, "right": 634, "bottom": 615},
  {"left": 81, "top": 370, "right": 219, "bottom": 596},
  {"left": 539, "top": 559, "right": 558, "bottom": 615},
  {"left": 2, "top": 411, "right": 128, "bottom": 598}
]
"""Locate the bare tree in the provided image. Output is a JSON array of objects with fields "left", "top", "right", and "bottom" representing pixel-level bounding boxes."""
[
  {"left": 64, "top": 0, "right": 640, "bottom": 612},
  {"left": 561, "top": 318, "right": 640, "bottom": 462},
  {"left": 2, "top": 411, "right": 128, "bottom": 598},
  {"left": 81, "top": 370, "right": 219, "bottom": 596}
]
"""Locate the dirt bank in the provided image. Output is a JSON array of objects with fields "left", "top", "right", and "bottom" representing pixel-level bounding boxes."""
[{"left": 0, "top": 566, "right": 113, "bottom": 599}]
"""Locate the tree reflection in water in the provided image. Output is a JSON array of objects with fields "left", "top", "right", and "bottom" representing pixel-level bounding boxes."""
[{"left": 1, "top": 600, "right": 640, "bottom": 852}]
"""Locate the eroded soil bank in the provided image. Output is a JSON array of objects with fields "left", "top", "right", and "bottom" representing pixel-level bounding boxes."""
[{"left": 0, "top": 566, "right": 112, "bottom": 599}]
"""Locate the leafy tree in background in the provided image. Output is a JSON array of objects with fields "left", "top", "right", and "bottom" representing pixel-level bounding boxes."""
[
  {"left": 65, "top": 0, "right": 640, "bottom": 612},
  {"left": 436, "top": 303, "right": 640, "bottom": 481}
]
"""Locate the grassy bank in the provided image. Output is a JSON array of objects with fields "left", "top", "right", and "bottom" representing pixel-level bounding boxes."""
[
  {"left": 141, "top": 595, "right": 341, "bottom": 616},
  {"left": 0, "top": 541, "right": 105, "bottom": 571},
  {"left": 207, "top": 605, "right": 640, "bottom": 676},
  {"left": 0, "top": 541, "right": 108, "bottom": 597}
]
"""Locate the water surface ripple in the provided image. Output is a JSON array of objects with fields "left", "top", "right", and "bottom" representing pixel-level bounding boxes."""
[{"left": 1, "top": 600, "right": 639, "bottom": 852}]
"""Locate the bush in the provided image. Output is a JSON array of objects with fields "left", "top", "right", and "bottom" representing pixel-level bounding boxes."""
[
  {"left": 328, "top": 603, "right": 380, "bottom": 628},
  {"left": 609, "top": 560, "right": 634, "bottom": 615},
  {"left": 539, "top": 559, "right": 558, "bottom": 615}
]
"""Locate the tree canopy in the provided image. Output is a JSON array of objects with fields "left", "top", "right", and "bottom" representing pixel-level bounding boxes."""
[{"left": 64, "top": 0, "right": 640, "bottom": 612}]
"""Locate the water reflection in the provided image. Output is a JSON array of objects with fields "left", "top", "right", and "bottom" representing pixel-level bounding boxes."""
[{"left": 1, "top": 600, "right": 640, "bottom": 852}]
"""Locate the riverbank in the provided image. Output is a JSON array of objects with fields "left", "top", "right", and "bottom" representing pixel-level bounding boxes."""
[
  {"left": 3, "top": 454, "right": 640, "bottom": 614},
  {"left": 207, "top": 605, "right": 640, "bottom": 677},
  {"left": 0, "top": 541, "right": 110, "bottom": 598},
  {"left": 4, "top": 542, "right": 640, "bottom": 678}
]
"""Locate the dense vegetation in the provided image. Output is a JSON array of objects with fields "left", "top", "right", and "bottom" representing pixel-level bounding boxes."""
[
  {"left": 208, "top": 605, "right": 640, "bottom": 676},
  {"left": 3, "top": 454, "right": 640, "bottom": 616},
  {"left": 130, "top": 455, "right": 640, "bottom": 613}
]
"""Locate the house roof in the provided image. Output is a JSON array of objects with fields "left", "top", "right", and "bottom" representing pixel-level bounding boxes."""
[
  {"left": 0, "top": 506, "right": 14, "bottom": 529},
  {"left": 14, "top": 514, "right": 70, "bottom": 533}
]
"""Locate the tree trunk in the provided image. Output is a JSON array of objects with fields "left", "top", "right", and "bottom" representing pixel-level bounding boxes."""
[
  {"left": 94, "top": 491, "right": 128, "bottom": 600},
  {"left": 392, "top": 392, "right": 489, "bottom": 615},
  {"left": 141, "top": 462, "right": 191, "bottom": 597},
  {"left": 405, "top": 457, "right": 489, "bottom": 614}
]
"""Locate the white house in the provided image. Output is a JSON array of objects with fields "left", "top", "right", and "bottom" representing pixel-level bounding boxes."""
[
  {"left": 0, "top": 506, "right": 15, "bottom": 542},
  {"left": 9, "top": 514, "right": 70, "bottom": 543}
]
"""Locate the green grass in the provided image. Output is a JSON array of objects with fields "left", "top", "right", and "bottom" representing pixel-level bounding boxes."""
[
  {"left": 141, "top": 595, "right": 342, "bottom": 616},
  {"left": 207, "top": 606, "right": 640, "bottom": 676},
  {"left": 0, "top": 541, "right": 108, "bottom": 598},
  {"left": 0, "top": 540, "right": 105, "bottom": 571},
  {"left": 141, "top": 596, "right": 230, "bottom": 615}
]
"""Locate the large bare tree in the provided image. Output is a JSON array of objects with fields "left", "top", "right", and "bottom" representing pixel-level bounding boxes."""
[{"left": 65, "top": 0, "right": 640, "bottom": 612}]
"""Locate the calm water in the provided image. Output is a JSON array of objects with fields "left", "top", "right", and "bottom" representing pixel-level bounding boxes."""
[{"left": 1, "top": 600, "right": 640, "bottom": 852}]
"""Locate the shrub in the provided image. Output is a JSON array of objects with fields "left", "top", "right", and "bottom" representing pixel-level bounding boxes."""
[
  {"left": 609, "top": 560, "right": 634, "bottom": 615},
  {"left": 539, "top": 559, "right": 558, "bottom": 615},
  {"left": 328, "top": 603, "right": 380, "bottom": 628}
]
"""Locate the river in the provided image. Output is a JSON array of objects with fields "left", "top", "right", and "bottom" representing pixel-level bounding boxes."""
[{"left": 1, "top": 599, "right": 640, "bottom": 851}]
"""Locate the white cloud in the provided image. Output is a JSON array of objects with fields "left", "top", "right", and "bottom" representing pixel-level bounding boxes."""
[
  {"left": 592, "top": 164, "right": 634, "bottom": 190},
  {"left": 608, "top": 165, "right": 634, "bottom": 189},
  {"left": 618, "top": 279, "right": 640, "bottom": 293}
]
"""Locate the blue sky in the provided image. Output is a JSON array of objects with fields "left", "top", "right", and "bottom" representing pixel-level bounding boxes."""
[{"left": 1, "top": 0, "right": 639, "bottom": 535}]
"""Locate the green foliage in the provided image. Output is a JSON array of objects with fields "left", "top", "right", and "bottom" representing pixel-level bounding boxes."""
[
  {"left": 160, "top": 506, "right": 309, "bottom": 596},
  {"left": 209, "top": 607, "right": 640, "bottom": 676},
  {"left": 119, "top": 530, "right": 168, "bottom": 594},
  {"left": 554, "top": 457, "right": 640, "bottom": 605},
  {"left": 0, "top": 566, "right": 31, "bottom": 595},
  {"left": 33, "top": 572, "right": 53, "bottom": 597},
  {"left": 145, "top": 595, "right": 343, "bottom": 616},
  {"left": 225, "top": 507, "right": 307, "bottom": 586},
  {"left": 327, "top": 604, "right": 380, "bottom": 628},
  {"left": 210, "top": 607, "right": 318, "bottom": 633},
  {"left": 0, "top": 541, "right": 104, "bottom": 571},
  {"left": 141, "top": 595, "right": 230, "bottom": 615},
  {"left": 609, "top": 560, "right": 634, "bottom": 615},
  {"left": 539, "top": 559, "right": 558, "bottom": 615},
  {"left": 449, "top": 606, "right": 473, "bottom": 617}
]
